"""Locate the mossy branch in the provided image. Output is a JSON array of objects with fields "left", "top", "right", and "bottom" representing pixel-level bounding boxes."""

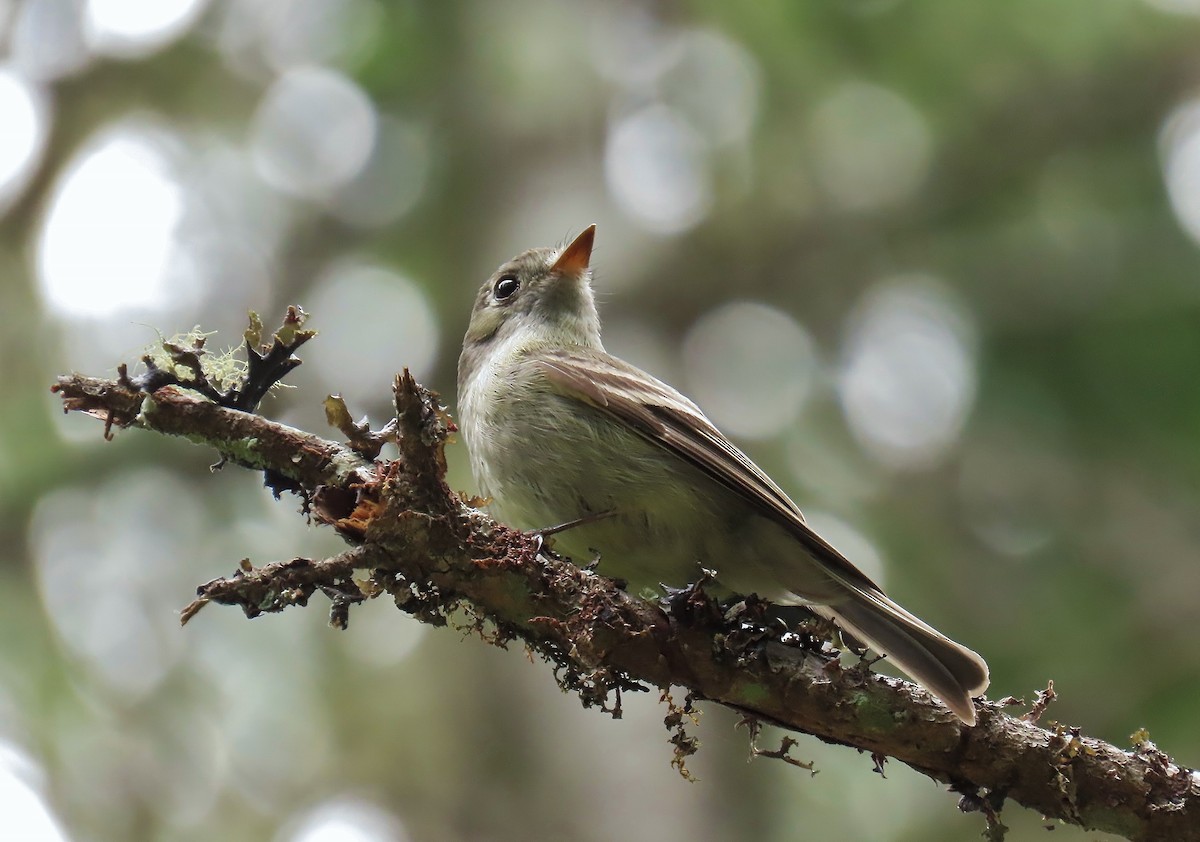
[{"left": 50, "top": 313, "right": 1200, "bottom": 842}]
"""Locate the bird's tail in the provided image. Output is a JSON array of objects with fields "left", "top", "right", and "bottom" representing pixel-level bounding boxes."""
[{"left": 819, "top": 586, "right": 990, "bottom": 725}]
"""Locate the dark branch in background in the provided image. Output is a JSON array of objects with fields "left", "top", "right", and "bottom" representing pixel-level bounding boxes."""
[{"left": 50, "top": 310, "right": 1200, "bottom": 842}]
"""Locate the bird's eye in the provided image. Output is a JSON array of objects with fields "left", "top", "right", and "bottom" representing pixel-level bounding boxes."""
[{"left": 493, "top": 275, "right": 520, "bottom": 302}]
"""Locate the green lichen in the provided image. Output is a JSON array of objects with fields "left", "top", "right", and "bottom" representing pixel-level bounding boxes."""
[
  {"left": 733, "top": 680, "right": 771, "bottom": 707},
  {"left": 849, "top": 691, "right": 901, "bottom": 732},
  {"left": 143, "top": 327, "right": 248, "bottom": 392}
]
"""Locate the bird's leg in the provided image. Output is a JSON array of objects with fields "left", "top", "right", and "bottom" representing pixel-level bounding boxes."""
[
  {"left": 584, "top": 550, "right": 603, "bottom": 572},
  {"left": 529, "top": 510, "right": 616, "bottom": 560}
]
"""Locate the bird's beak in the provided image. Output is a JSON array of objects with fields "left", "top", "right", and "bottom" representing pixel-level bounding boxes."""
[{"left": 551, "top": 225, "right": 596, "bottom": 276}]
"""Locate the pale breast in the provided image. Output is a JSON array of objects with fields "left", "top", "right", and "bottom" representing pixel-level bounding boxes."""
[{"left": 458, "top": 348, "right": 830, "bottom": 600}]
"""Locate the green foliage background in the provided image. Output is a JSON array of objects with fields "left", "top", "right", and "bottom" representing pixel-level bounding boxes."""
[{"left": 2, "top": 1, "right": 1199, "bottom": 840}]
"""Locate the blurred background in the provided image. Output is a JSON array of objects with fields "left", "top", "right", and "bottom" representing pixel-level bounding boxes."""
[{"left": 2, "top": 0, "right": 1200, "bottom": 839}]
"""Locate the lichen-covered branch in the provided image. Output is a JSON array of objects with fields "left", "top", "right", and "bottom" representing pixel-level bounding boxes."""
[{"left": 50, "top": 362, "right": 1200, "bottom": 842}]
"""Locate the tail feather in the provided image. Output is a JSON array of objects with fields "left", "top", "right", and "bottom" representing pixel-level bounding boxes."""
[{"left": 820, "top": 588, "right": 990, "bottom": 725}]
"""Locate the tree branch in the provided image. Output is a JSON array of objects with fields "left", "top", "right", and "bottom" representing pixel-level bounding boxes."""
[{"left": 50, "top": 358, "right": 1200, "bottom": 842}]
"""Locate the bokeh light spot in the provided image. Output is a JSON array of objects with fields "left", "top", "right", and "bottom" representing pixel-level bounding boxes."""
[
  {"left": 1142, "top": 0, "right": 1200, "bottom": 14},
  {"left": 0, "top": 746, "right": 69, "bottom": 842},
  {"left": 0, "top": 69, "right": 49, "bottom": 214},
  {"left": 36, "top": 123, "right": 188, "bottom": 318},
  {"left": 1160, "top": 99, "right": 1200, "bottom": 248},
  {"left": 9, "top": 0, "right": 91, "bottom": 81},
  {"left": 214, "top": 0, "right": 385, "bottom": 74},
  {"left": 280, "top": 798, "right": 409, "bottom": 842},
  {"left": 605, "top": 105, "right": 711, "bottom": 235},
  {"left": 85, "top": 0, "right": 209, "bottom": 58},
  {"left": 683, "top": 301, "right": 815, "bottom": 440},
  {"left": 31, "top": 470, "right": 204, "bottom": 701},
  {"left": 809, "top": 82, "right": 932, "bottom": 212},
  {"left": 838, "top": 276, "right": 977, "bottom": 470},
  {"left": 661, "top": 29, "right": 761, "bottom": 148},
  {"left": 251, "top": 65, "right": 378, "bottom": 201},
  {"left": 305, "top": 260, "right": 439, "bottom": 406},
  {"left": 587, "top": 7, "right": 683, "bottom": 88},
  {"left": 330, "top": 115, "right": 431, "bottom": 228}
]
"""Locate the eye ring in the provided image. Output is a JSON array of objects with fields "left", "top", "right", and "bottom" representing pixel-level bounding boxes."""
[{"left": 493, "top": 274, "right": 520, "bottom": 302}]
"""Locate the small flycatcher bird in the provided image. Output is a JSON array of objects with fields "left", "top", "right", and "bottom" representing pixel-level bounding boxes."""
[{"left": 457, "top": 225, "right": 989, "bottom": 724}]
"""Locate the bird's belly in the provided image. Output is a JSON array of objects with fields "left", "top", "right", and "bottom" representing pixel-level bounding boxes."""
[
  {"left": 467, "top": 393, "right": 740, "bottom": 593},
  {"left": 463, "top": 386, "right": 826, "bottom": 602},
  {"left": 538, "top": 482, "right": 722, "bottom": 597}
]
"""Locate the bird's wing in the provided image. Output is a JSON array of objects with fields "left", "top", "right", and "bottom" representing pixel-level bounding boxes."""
[{"left": 532, "top": 346, "right": 883, "bottom": 593}]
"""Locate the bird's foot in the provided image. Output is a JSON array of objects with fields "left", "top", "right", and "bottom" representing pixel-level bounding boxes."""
[{"left": 528, "top": 510, "right": 615, "bottom": 561}]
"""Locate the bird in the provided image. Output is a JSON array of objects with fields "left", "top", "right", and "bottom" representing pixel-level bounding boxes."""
[{"left": 456, "top": 224, "right": 989, "bottom": 724}]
